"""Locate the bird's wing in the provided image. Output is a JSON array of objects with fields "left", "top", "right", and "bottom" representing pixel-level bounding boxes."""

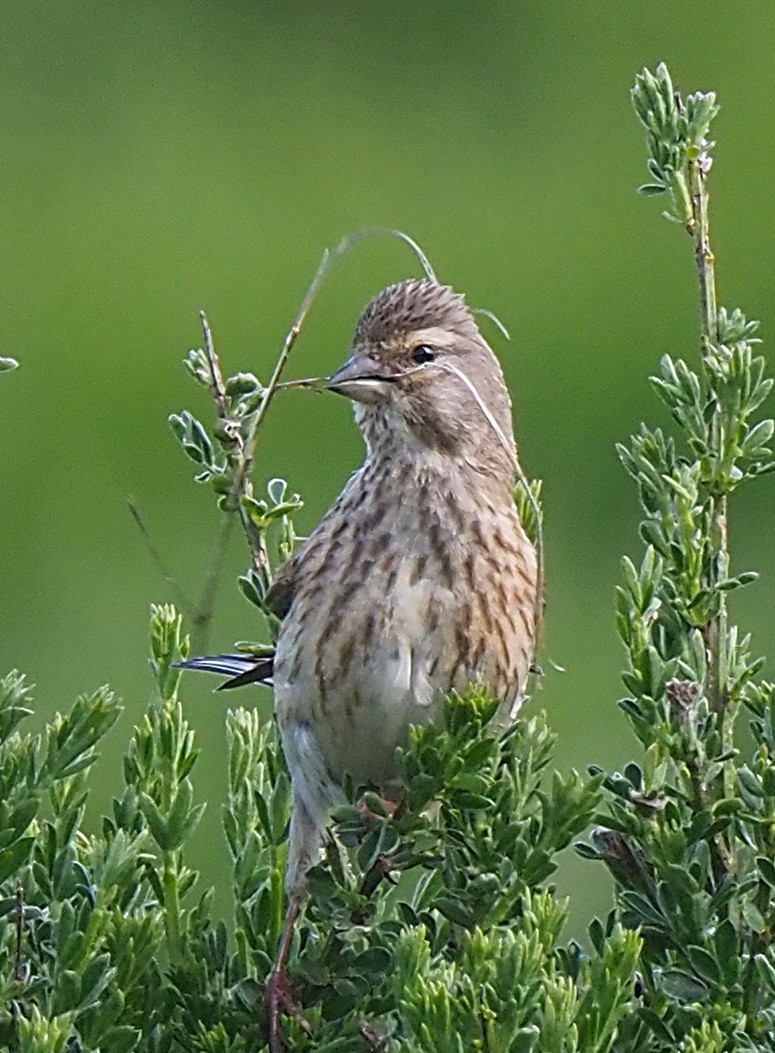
[
  {"left": 176, "top": 549, "right": 305, "bottom": 691},
  {"left": 179, "top": 516, "right": 321, "bottom": 689},
  {"left": 175, "top": 653, "right": 274, "bottom": 690},
  {"left": 264, "top": 467, "right": 361, "bottom": 620},
  {"left": 263, "top": 547, "right": 303, "bottom": 620}
]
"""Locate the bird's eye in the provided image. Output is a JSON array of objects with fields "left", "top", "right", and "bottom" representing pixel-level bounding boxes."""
[{"left": 411, "top": 345, "right": 436, "bottom": 364}]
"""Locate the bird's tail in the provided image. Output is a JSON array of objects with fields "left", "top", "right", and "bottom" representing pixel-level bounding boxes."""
[{"left": 174, "top": 652, "right": 274, "bottom": 690}]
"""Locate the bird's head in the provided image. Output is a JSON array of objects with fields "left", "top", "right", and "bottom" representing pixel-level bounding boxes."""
[{"left": 327, "top": 279, "right": 517, "bottom": 479}]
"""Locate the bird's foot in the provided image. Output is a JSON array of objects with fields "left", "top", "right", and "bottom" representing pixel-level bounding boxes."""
[
  {"left": 266, "top": 968, "right": 311, "bottom": 1053},
  {"left": 356, "top": 791, "right": 404, "bottom": 825}
]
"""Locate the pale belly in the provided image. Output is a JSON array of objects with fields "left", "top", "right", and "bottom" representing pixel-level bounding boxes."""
[{"left": 273, "top": 511, "right": 536, "bottom": 793}]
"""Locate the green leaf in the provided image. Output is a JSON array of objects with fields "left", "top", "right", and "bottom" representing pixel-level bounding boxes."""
[
  {"left": 755, "top": 953, "right": 775, "bottom": 993},
  {"left": 742, "top": 899, "right": 766, "bottom": 934},
  {"left": 758, "top": 856, "right": 775, "bottom": 888},
  {"left": 0, "top": 837, "right": 34, "bottom": 883},
  {"left": 658, "top": 968, "right": 708, "bottom": 1002}
]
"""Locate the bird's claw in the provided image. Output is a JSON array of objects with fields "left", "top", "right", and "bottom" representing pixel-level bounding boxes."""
[
  {"left": 266, "top": 969, "right": 311, "bottom": 1053},
  {"left": 356, "top": 792, "right": 404, "bottom": 824}
]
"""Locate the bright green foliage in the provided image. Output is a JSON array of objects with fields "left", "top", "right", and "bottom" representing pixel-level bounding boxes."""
[
  {"left": 0, "top": 612, "right": 624, "bottom": 1052},
  {"left": 630, "top": 63, "right": 719, "bottom": 224},
  {"left": 285, "top": 694, "right": 605, "bottom": 1049},
  {"left": 573, "top": 64, "right": 775, "bottom": 1051},
  {"left": 222, "top": 690, "right": 610, "bottom": 1050},
  {"left": 171, "top": 353, "right": 303, "bottom": 641}
]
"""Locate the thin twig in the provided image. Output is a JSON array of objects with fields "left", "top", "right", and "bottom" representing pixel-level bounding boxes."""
[
  {"left": 14, "top": 886, "right": 25, "bottom": 982},
  {"left": 472, "top": 307, "right": 511, "bottom": 342},
  {"left": 230, "top": 228, "right": 438, "bottom": 563},
  {"left": 128, "top": 494, "right": 227, "bottom": 652},
  {"left": 331, "top": 227, "right": 437, "bottom": 282},
  {"left": 194, "top": 314, "right": 268, "bottom": 621},
  {"left": 273, "top": 376, "right": 327, "bottom": 391},
  {"left": 238, "top": 225, "right": 427, "bottom": 453},
  {"left": 190, "top": 511, "right": 237, "bottom": 654},
  {"left": 684, "top": 105, "right": 734, "bottom": 879},
  {"left": 200, "top": 311, "right": 229, "bottom": 418},
  {"left": 687, "top": 155, "right": 719, "bottom": 354},
  {"left": 128, "top": 498, "right": 195, "bottom": 615},
  {"left": 159, "top": 230, "right": 439, "bottom": 623},
  {"left": 687, "top": 141, "right": 728, "bottom": 717},
  {"left": 248, "top": 248, "right": 333, "bottom": 441},
  {"left": 228, "top": 248, "right": 334, "bottom": 570}
]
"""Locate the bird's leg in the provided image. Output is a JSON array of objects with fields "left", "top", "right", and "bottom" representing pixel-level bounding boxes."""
[
  {"left": 266, "top": 898, "right": 311, "bottom": 1052},
  {"left": 265, "top": 787, "right": 327, "bottom": 1049}
]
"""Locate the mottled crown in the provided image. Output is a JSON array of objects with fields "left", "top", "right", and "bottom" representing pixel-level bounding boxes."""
[{"left": 355, "top": 279, "right": 480, "bottom": 345}]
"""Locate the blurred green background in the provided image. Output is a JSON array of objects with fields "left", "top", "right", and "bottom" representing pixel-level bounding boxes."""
[{"left": 3, "top": 1, "right": 775, "bottom": 935}]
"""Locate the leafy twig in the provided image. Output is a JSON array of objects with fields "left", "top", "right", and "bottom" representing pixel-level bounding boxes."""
[{"left": 167, "top": 229, "right": 440, "bottom": 636}]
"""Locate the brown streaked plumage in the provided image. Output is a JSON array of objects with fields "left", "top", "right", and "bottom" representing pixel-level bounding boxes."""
[
  {"left": 180, "top": 278, "right": 540, "bottom": 1049},
  {"left": 267, "top": 281, "right": 538, "bottom": 878}
]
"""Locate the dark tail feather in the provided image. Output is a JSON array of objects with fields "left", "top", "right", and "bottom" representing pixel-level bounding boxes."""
[{"left": 175, "top": 653, "right": 274, "bottom": 690}]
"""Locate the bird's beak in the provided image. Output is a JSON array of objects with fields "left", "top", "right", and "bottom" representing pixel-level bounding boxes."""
[{"left": 326, "top": 352, "right": 394, "bottom": 404}]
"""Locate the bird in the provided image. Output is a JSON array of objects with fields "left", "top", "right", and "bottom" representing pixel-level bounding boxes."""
[{"left": 180, "top": 277, "right": 540, "bottom": 1049}]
